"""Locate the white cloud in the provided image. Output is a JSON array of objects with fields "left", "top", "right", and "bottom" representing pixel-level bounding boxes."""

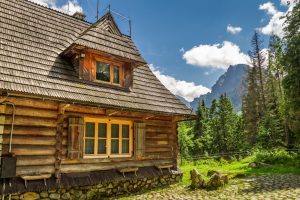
[
  {"left": 182, "top": 41, "right": 249, "bottom": 70},
  {"left": 258, "top": 1, "right": 297, "bottom": 37},
  {"left": 149, "top": 65, "right": 211, "bottom": 102},
  {"left": 179, "top": 48, "right": 185, "bottom": 53},
  {"left": 227, "top": 25, "right": 242, "bottom": 34},
  {"left": 29, "top": 0, "right": 83, "bottom": 15},
  {"left": 259, "top": 2, "right": 278, "bottom": 15},
  {"left": 280, "top": 0, "right": 290, "bottom": 6}
]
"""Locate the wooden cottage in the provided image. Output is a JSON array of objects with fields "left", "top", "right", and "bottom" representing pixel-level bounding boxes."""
[{"left": 0, "top": 0, "right": 193, "bottom": 198}]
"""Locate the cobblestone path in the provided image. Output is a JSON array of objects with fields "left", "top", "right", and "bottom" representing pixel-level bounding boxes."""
[{"left": 116, "top": 174, "right": 300, "bottom": 200}]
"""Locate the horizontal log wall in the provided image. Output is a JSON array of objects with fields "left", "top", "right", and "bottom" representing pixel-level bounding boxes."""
[
  {"left": 0, "top": 97, "right": 59, "bottom": 176},
  {"left": 0, "top": 96, "right": 178, "bottom": 176}
]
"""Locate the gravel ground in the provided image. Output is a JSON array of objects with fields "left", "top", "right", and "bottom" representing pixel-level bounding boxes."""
[{"left": 115, "top": 174, "right": 300, "bottom": 200}]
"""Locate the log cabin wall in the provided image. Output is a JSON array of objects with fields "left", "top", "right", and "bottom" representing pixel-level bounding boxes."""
[{"left": 0, "top": 96, "right": 179, "bottom": 177}]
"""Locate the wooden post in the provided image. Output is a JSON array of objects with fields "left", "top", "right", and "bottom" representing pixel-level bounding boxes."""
[
  {"left": 55, "top": 104, "right": 69, "bottom": 183},
  {"left": 172, "top": 117, "right": 180, "bottom": 170}
]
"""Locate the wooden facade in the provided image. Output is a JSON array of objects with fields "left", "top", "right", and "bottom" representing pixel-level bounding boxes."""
[
  {"left": 0, "top": 95, "right": 181, "bottom": 176},
  {"left": 0, "top": 0, "right": 194, "bottom": 193}
]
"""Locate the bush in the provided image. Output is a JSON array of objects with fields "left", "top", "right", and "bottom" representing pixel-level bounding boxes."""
[{"left": 254, "top": 149, "right": 297, "bottom": 164}]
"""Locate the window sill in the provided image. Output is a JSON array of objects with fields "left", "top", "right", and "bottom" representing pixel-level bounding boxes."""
[{"left": 83, "top": 154, "right": 132, "bottom": 159}]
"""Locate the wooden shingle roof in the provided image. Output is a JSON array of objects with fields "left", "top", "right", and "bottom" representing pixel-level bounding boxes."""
[{"left": 0, "top": 0, "right": 193, "bottom": 116}]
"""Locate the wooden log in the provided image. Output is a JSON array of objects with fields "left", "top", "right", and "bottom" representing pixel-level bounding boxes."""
[
  {"left": 2, "top": 126, "right": 59, "bottom": 136},
  {"left": 145, "top": 147, "right": 172, "bottom": 153},
  {"left": 17, "top": 156, "right": 56, "bottom": 166},
  {"left": 66, "top": 104, "right": 105, "bottom": 115},
  {"left": 2, "top": 145, "right": 56, "bottom": 156},
  {"left": 16, "top": 165, "right": 55, "bottom": 176},
  {"left": 146, "top": 127, "right": 172, "bottom": 133},
  {"left": 146, "top": 134, "right": 168, "bottom": 139},
  {"left": 2, "top": 135, "right": 57, "bottom": 146},
  {"left": 6, "top": 96, "right": 58, "bottom": 110},
  {"left": 5, "top": 106, "right": 58, "bottom": 119},
  {"left": 0, "top": 105, "right": 6, "bottom": 113},
  {"left": 145, "top": 120, "right": 172, "bottom": 127},
  {"left": 146, "top": 139, "right": 169, "bottom": 145},
  {"left": 2, "top": 116, "right": 58, "bottom": 127},
  {"left": 61, "top": 159, "right": 173, "bottom": 173}
]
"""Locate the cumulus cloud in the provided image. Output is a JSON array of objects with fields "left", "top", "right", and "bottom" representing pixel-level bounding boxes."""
[
  {"left": 227, "top": 25, "right": 242, "bottom": 34},
  {"left": 149, "top": 65, "right": 211, "bottom": 102},
  {"left": 182, "top": 41, "right": 249, "bottom": 70},
  {"left": 30, "top": 0, "right": 83, "bottom": 15},
  {"left": 258, "top": 1, "right": 297, "bottom": 37}
]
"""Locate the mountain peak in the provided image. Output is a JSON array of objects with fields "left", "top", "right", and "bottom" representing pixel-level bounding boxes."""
[{"left": 190, "top": 64, "right": 249, "bottom": 111}]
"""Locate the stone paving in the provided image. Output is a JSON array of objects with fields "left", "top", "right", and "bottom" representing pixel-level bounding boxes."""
[{"left": 115, "top": 174, "right": 300, "bottom": 200}]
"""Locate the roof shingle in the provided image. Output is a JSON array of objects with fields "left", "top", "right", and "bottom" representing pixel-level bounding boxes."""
[{"left": 0, "top": 0, "right": 193, "bottom": 116}]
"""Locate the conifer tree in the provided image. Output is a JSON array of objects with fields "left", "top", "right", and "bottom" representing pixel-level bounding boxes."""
[
  {"left": 249, "top": 32, "right": 267, "bottom": 115},
  {"left": 242, "top": 66, "right": 260, "bottom": 145},
  {"left": 282, "top": 1, "right": 300, "bottom": 147}
]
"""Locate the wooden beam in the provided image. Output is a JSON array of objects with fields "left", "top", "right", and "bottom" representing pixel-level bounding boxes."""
[
  {"left": 58, "top": 103, "right": 70, "bottom": 115},
  {"left": 144, "top": 115, "right": 155, "bottom": 120},
  {"left": 172, "top": 116, "right": 184, "bottom": 122},
  {"left": 0, "top": 105, "right": 6, "bottom": 113},
  {"left": 106, "top": 109, "right": 119, "bottom": 116}
]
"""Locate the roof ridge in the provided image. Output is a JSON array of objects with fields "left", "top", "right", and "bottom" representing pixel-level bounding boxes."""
[{"left": 24, "top": 0, "right": 91, "bottom": 25}]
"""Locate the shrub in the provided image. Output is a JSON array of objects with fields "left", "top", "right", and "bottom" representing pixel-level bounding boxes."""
[{"left": 254, "top": 149, "right": 296, "bottom": 164}]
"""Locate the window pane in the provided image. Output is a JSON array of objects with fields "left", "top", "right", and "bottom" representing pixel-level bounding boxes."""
[
  {"left": 85, "top": 139, "right": 94, "bottom": 154},
  {"left": 122, "top": 125, "right": 129, "bottom": 138},
  {"left": 113, "top": 66, "right": 120, "bottom": 84},
  {"left": 111, "top": 124, "right": 119, "bottom": 138},
  {"left": 85, "top": 122, "right": 95, "bottom": 137},
  {"left": 98, "top": 139, "right": 106, "bottom": 154},
  {"left": 122, "top": 140, "right": 129, "bottom": 153},
  {"left": 98, "top": 123, "right": 107, "bottom": 138},
  {"left": 111, "top": 140, "right": 119, "bottom": 154},
  {"left": 96, "top": 62, "right": 110, "bottom": 82}
]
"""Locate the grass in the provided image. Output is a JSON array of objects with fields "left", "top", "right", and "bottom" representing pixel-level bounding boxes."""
[{"left": 179, "top": 155, "right": 300, "bottom": 185}]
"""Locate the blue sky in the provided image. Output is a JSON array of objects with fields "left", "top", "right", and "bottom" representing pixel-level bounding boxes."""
[{"left": 31, "top": 0, "right": 293, "bottom": 102}]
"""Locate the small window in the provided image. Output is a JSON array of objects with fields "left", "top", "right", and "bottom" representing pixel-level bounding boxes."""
[
  {"left": 96, "top": 61, "right": 110, "bottom": 82},
  {"left": 113, "top": 66, "right": 120, "bottom": 84},
  {"left": 94, "top": 58, "right": 124, "bottom": 85}
]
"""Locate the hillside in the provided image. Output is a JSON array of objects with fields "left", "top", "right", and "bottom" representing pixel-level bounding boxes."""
[{"left": 190, "top": 64, "right": 249, "bottom": 111}]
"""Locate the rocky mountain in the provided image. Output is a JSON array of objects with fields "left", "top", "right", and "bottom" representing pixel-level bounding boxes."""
[{"left": 190, "top": 64, "right": 249, "bottom": 112}]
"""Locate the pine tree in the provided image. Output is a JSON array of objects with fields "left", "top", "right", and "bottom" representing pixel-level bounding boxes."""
[
  {"left": 260, "top": 63, "right": 285, "bottom": 148},
  {"left": 249, "top": 31, "right": 267, "bottom": 115},
  {"left": 282, "top": 1, "right": 300, "bottom": 147},
  {"left": 242, "top": 66, "right": 260, "bottom": 145}
]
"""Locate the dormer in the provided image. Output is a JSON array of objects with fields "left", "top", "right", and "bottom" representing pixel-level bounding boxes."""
[{"left": 63, "top": 12, "right": 146, "bottom": 89}]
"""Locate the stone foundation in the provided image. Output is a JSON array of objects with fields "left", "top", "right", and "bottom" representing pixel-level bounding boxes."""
[{"left": 0, "top": 173, "right": 182, "bottom": 200}]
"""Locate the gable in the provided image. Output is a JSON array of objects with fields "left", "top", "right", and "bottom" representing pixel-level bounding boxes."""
[{"left": 96, "top": 12, "right": 122, "bottom": 36}]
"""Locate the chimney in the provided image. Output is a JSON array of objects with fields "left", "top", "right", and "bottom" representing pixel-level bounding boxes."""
[{"left": 73, "top": 12, "right": 86, "bottom": 20}]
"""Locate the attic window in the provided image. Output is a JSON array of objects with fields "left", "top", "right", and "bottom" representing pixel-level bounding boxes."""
[{"left": 95, "top": 59, "right": 122, "bottom": 85}]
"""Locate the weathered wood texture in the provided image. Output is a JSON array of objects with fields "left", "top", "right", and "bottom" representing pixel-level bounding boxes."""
[{"left": 1, "top": 96, "right": 179, "bottom": 176}]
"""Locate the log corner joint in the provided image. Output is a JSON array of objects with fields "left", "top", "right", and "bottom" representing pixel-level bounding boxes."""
[{"left": 58, "top": 103, "right": 70, "bottom": 115}]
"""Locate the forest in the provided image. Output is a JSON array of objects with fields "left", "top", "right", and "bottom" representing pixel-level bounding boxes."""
[{"left": 178, "top": 1, "right": 300, "bottom": 160}]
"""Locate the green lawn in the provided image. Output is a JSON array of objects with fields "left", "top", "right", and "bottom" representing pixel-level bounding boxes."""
[{"left": 179, "top": 156, "right": 300, "bottom": 185}]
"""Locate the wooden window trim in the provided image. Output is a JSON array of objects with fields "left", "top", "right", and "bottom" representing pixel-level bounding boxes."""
[
  {"left": 83, "top": 118, "right": 133, "bottom": 159},
  {"left": 94, "top": 57, "right": 124, "bottom": 86}
]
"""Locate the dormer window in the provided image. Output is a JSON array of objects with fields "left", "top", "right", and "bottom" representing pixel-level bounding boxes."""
[{"left": 95, "top": 58, "right": 123, "bottom": 85}]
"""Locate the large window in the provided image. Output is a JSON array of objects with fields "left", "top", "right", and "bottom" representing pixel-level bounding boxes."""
[
  {"left": 84, "top": 118, "right": 132, "bottom": 158},
  {"left": 95, "top": 59, "right": 122, "bottom": 85}
]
